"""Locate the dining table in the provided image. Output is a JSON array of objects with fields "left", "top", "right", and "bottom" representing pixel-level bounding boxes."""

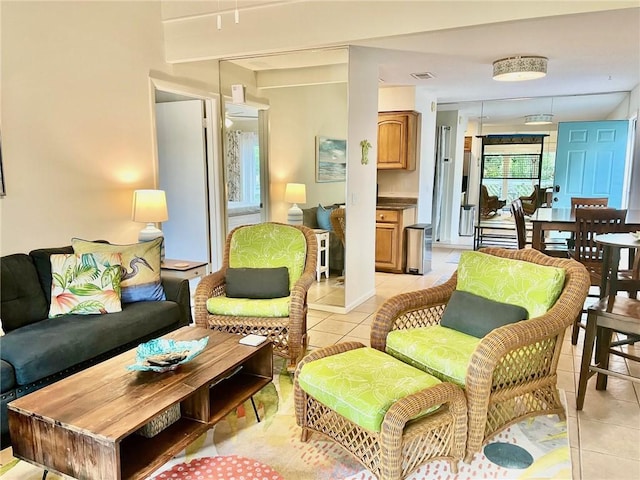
[
  {"left": 529, "top": 207, "right": 640, "bottom": 252},
  {"left": 595, "top": 232, "right": 640, "bottom": 298}
]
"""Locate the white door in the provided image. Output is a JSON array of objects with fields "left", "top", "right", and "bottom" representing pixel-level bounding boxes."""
[{"left": 156, "top": 100, "right": 212, "bottom": 263}]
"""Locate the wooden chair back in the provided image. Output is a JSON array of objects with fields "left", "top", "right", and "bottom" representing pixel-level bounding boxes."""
[
  {"left": 573, "top": 207, "right": 627, "bottom": 280},
  {"left": 570, "top": 197, "right": 609, "bottom": 213},
  {"left": 510, "top": 199, "right": 527, "bottom": 249},
  {"left": 330, "top": 208, "right": 346, "bottom": 247}
]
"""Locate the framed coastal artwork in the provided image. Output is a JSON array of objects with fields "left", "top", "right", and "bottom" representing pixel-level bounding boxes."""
[{"left": 316, "top": 136, "right": 346, "bottom": 183}]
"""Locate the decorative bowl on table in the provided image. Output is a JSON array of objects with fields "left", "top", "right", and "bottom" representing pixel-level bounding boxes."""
[{"left": 127, "top": 337, "right": 209, "bottom": 372}]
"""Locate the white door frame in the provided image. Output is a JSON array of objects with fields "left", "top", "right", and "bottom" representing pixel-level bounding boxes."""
[{"left": 149, "top": 76, "right": 225, "bottom": 272}]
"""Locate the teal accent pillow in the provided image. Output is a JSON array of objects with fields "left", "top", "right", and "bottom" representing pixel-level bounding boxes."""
[
  {"left": 386, "top": 326, "right": 480, "bottom": 386},
  {"left": 441, "top": 290, "right": 528, "bottom": 338},
  {"left": 225, "top": 267, "right": 290, "bottom": 299},
  {"left": 298, "top": 347, "right": 441, "bottom": 432},
  {"left": 457, "top": 251, "right": 565, "bottom": 318},
  {"left": 316, "top": 204, "right": 334, "bottom": 231}
]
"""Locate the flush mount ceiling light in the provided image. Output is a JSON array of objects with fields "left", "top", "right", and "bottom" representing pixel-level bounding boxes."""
[
  {"left": 524, "top": 113, "right": 554, "bottom": 125},
  {"left": 492, "top": 56, "right": 548, "bottom": 81}
]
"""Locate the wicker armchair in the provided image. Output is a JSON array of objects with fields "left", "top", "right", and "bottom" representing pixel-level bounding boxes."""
[
  {"left": 518, "top": 185, "right": 540, "bottom": 215},
  {"left": 479, "top": 185, "right": 506, "bottom": 218},
  {"left": 370, "top": 248, "right": 590, "bottom": 461},
  {"left": 194, "top": 222, "right": 317, "bottom": 370}
]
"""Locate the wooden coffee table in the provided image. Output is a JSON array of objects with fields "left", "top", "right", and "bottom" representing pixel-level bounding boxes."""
[{"left": 8, "top": 326, "right": 273, "bottom": 480}]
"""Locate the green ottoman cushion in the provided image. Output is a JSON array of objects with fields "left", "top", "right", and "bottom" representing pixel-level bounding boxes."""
[
  {"left": 386, "top": 325, "right": 481, "bottom": 386},
  {"left": 457, "top": 251, "right": 565, "bottom": 318},
  {"left": 298, "top": 347, "right": 441, "bottom": 432}
]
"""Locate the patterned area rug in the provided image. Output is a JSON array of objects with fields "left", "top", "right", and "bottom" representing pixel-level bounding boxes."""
[{"left": 0, "top": 360, "right": 570, "bottom": 480}]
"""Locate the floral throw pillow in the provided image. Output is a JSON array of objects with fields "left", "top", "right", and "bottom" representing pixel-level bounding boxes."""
[
  {"left": 71, "top": 237, "right": 165, "bottom": 303},
  {"left": 48, "top": 252, "right": 123, "bottom": 318}
]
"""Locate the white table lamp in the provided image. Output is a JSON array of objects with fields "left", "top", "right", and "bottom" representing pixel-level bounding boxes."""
[
  {"left": 284, "top": 183, "right": 306, "bottom": 225},
  {"left": 132, "top": 189, "right": 169, "bottom": 258}
]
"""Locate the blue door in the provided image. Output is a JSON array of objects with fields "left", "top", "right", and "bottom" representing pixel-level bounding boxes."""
[{"left": 554, "top": 120, "right": 629, "bottom": 208}]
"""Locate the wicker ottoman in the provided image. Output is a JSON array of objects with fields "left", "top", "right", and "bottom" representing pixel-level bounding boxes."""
[{"left": 294, "top": 342, "right": 467, "bottom": 480}]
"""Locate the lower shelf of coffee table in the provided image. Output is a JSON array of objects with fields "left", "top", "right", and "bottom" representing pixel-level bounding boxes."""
[
  {"left": 121, "top": 366, "right": 272, "bottom": 479},
  {"left": 120, "top": 373, "right": 271, "bottom": 479}
]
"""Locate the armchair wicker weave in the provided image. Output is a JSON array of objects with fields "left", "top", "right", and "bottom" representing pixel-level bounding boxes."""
[
  {"left": 370, "top": 248, "right": 590, "bottom": 461},
  {"left": 194, "top": 222, "right": 317, "bottom": 369}
]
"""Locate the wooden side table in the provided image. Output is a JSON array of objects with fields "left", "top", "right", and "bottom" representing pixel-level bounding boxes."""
[
  {"left": 313, "top": 229, "right": 330, "bottom": 281},
  {"left": 161, "top": 259, "right": 208, "bottom": 281}
]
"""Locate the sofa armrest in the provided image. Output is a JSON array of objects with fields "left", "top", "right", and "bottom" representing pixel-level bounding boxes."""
[{"left": 161, "top": 276, "right": 192, "bottom": 327}]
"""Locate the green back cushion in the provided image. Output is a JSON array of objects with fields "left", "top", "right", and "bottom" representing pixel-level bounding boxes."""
[
  {"left": 298, "top": 347, "right": 441, "bottom": 432},
  {"left": 457, "top": 251, "right": 565, "bottom": 318},
  {"left": 228, "top": 223, "right": 307, "bottom": 291},
  {"left": 386, "top": 326, "right": 480, "bottom": 386},
  {"left": 441, "top": 290, "right": 529, "bottom": 338},
  {"left": 225, "top": 267, "right": 290, "bottom": 299}
]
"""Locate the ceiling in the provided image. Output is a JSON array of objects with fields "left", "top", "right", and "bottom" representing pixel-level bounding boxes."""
[{"left": 226, "top": 7, "right": 639, "bottom": 127}]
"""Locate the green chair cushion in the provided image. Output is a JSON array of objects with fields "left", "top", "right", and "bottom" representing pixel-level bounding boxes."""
[
  {"left": 386, "top": 326, "right": 481, "bottom": 386},
  {"left": 228, "top": 223, "right": 307, "bottom": 291},
  {"left": 206, "top": 295, "right": 290, "bottom": 317},
  {"left": 298, "top": 347, "right": 441, "bottom": 432},
  {"left": 457, "top": 251, "right": 565, "bottom": 318}
]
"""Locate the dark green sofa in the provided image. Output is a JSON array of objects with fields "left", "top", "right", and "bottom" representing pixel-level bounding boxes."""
[{"left": 0, "top": 245, "right": 192, "bottom": 447}]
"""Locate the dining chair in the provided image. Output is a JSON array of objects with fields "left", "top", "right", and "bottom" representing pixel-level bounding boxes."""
[
  {"left": 510, "top": 199, "right": 528, "bottom": 249},
  {"left": 576, "top": 296, "right": 640, "bottom": 410},
  {"left": 511, "top": 199, "right": 569, "bottom": 257},
  {"left": 570, "top": 197, "right": 609, "bottom": 213},
  {"left": 570, "top": 207, "right": 627, "bottom": 344}
]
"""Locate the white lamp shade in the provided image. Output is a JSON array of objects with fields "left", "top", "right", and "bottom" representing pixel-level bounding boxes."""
[
  {"left": 132, "top": 190, "right": 169, "bottom": 223},
  {"left": 284, "top": 183, "right": 306, "bottom": 204}
]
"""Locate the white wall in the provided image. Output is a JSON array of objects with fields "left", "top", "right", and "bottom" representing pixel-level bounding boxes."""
[
  {"left": 345, "top": 47, "right": 379, "bottom": 311},
  {"left": 262, "top": 83, "right": 347, "bottom": 222},
  {"left": 1, "top": 1, "right": 172, "bottom": 255}
]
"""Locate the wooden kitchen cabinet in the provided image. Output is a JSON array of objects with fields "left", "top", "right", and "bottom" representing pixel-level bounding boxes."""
[
  {"left": 375, "top": 207, "right": 416, "bottom": 273},
  {"left": 377, "top": 111, "right": 419, "bottom": 170}
]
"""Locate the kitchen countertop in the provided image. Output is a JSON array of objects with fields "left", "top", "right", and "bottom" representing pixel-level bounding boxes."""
[{"left": 376, "top": 203, "right": 416, "bottom": 210}]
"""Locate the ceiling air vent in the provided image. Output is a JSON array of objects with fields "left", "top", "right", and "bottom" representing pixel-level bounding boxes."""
[{"left": 410, "top": 72, "right": 435, "bottom": 80}]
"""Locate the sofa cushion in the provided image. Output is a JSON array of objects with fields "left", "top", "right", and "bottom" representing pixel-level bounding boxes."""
[
  {"left": 0, "top": 301, "right": 180, "bottom": 385},
  {"left": 72, "top": 238, "right": 165, "bottom": 303},
  {"left": 386, "top": 325, "right": 481, "bottom": 386},
  {"left": 225, "top": 267, "right": 290, "bottom": 299},
  {"left": 29, "top": 245, "right": 75, "bottom": 305},
  {"left": 0, "top": 254, "right": 49, "bottom": 332},
  {"left": 48, "top": 253, "right": 123, "bottom": 317},
  {"left": 457, "top": 251, "right": 566, "bottom": 318},
  {"left": 441, "top": 290, "right": 529, "bottom": 338},
  {"left": 1, "top": 360, "right": 15, "bottom": 393},
  {"left": 298, "top": 347, "right": 441, "bottom": 432}
]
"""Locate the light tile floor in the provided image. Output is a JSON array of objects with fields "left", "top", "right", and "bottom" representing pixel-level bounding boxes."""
[{"left": 307, "top": 246, "right": 640, "bottom": 480}]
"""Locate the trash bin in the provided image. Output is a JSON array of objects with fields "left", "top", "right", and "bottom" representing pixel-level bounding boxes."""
[
  {"left": 405, "top": 224, "right": 432, "bottom": 275},
  {"left": 459, "top": 204, "right": 476, "bottom": 237}
]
